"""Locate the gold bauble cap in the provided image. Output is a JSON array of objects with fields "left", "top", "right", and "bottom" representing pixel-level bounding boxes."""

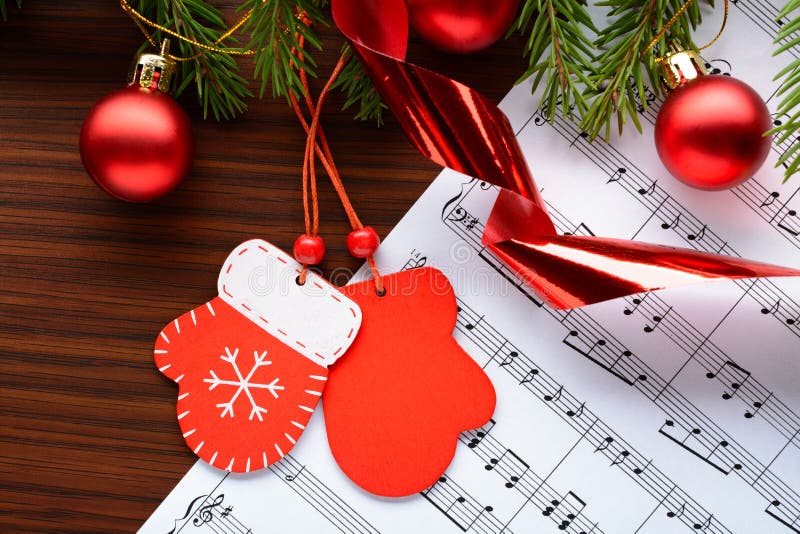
[
  {"left": 128, "top": 40, "right": 177, "bottom": 93},
  {"left": 660, "top": 42, "right": 708, "bottom": 90}
]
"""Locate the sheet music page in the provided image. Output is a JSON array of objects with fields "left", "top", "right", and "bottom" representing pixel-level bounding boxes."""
[{"left": 141, "top": 5, "right": 800, "bottom": 533}]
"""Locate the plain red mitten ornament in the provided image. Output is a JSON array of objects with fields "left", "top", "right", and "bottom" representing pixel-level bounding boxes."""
[
  {"left": 80, "top": 43, "right": 193, "bottom": 202},
  {"left": 654, "top": 47, "right": 772, "bottom": 190},
  {"left": 154, "top": 240, "right": 362, "bottom": 472},
  {"left": 323, "top": 267, "right": 496, "bottom": 497},
  {"left": 405, "top": 0, "right": 521, "bottom": 54}
]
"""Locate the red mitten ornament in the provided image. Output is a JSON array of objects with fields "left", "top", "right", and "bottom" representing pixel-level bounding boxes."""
[
  {"left": 154, "top": 240, "right": 362, "bottom": 472},
  {"left": 323, "top": 267, "right": 496, "bottom": 497}
]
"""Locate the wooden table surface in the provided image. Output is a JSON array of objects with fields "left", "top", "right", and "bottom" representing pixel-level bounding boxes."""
[{"left": 0, "top": 3, "right": 526, "bottom": 531}]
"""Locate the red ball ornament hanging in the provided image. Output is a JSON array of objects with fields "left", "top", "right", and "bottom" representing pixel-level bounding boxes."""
[
  {"left": 80, "top": 41, "right": 194, "bottom": 202},
  {"left": 654, "top": 46, "right": 772, "bottom": 190},
  {"left": 405, "top": 0, "right": 520, "bottom": 54}
]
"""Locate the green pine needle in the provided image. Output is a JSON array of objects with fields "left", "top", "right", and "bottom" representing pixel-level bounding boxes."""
[
  {"left": 514, "top": 0, "right": 599, "bottom": 121},
  {"left": 136, "top": 0, "right": 252, "bottom": 121},
  {"left": 771, "top": 0, "right": 800, "bottom": 182},
  {"left": 331, "top": 44, "right": 386, "bottom": 126},
  {"left": 580, "top": 0, "right": 703, "bottom": 140},
  {"left": 240, "top": 0, "right": 327, "bottom": 102},
  {"left": 0, "top": 0, "right": 21, "bottom": 21}
]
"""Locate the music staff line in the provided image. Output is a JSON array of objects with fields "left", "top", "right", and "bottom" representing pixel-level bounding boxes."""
[
  {"left": 401, "top": 250, "right": 730, "bottom": 533},
  {"left": 450, "top": 296, "right": 731, "bottom": 534},
  {"left": 621, "top": 292, "right": 800, "bottom": 448},
  {"left": 399, "top": 254, "right": 604, "bottom": 534},
  {"left": 542, "top": 96, "right": 800, "bottom": 248},
  {"left": 625, "top": 64, "right": 800, "bottom": 230},
  {"left": 533, "top": 109, "right": 800, "bottom": 338},
  {"left": 540, "top": 193, "right": 800, "bottom": 452},
  {"left": 441, "top": 183, "right": 800, "bottom": 531},
  {"left": 169, "top": 476, "right": 248, "bottom": 534},
  {"left": 422, "top": 472, "right": 511, "bottom": 534},
  {"left": 268, "top": 454, "right": 379, "bottom": 534},
  {"left": 458, "top": 421, "right": 603, "bottom": 534},
  {"left": 730, "top": 0, "right": 799, "bottom": 56}
]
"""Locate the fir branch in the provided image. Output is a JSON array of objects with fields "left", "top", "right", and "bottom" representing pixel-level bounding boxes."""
[
  {"left": 241, "top": 0, "right": 327, "bottom": 101},
  {"left": 771, "top": 0, "right": 800, "bottom": 181},
  {"left": 514, "top": 0, "right": 599, "bottom": 121},
  {"left": 580, "top": 0, "right": 704, "bottom": 140},
  {"left": 1, "top": 0, "right": 21, "bottom": 21},
  {"left": 331, "top": 44, "right": 386, "bottom": 125},
  {"left": 136, "top": 0, "right": 252, "bottom": 120}
]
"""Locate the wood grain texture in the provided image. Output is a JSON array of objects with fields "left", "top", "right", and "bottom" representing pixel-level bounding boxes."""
[{"left": 0, "top": 2, "right": 526, "bottom": 531}]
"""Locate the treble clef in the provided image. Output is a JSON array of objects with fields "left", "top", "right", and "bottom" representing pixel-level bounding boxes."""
[{"left": 192, "top": 494, "right": 226, "bottom": 526}]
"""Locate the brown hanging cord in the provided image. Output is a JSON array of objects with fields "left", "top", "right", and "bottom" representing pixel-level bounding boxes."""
[
  {"left": 642, "top": 0, "right": 729, "bottom": 61},
  {"left": 290, "top": 35, "right": 385, "bottom": 294},
  {"left": 121, "top": 1, "right": 385, "bottom": 292}
]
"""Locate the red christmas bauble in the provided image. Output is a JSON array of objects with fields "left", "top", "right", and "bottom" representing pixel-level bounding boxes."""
[
  {"left": 80, "top": 86, "right": 194, "bottom": 202},
  {"left": 405, "top": 0, "right": 520, "bottom": 54},
  {"left": 654, "top": 75, "right": 772, "bottom": 190}
]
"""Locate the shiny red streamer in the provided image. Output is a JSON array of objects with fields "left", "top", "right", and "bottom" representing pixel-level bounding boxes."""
[{"left": 331, "top": 0, "right": 799, "bottom": 309}]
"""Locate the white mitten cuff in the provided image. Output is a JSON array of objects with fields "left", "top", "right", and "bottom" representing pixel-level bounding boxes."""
[{"left": 217, "top": 239, "right": 362, "bottom": 366}]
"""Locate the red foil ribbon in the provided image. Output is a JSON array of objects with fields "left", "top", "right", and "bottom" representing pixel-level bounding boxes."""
[{"left": 331, "top": 0, "right": 800, "bottom": 309}]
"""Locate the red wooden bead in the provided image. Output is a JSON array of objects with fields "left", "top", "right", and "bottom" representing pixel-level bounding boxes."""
[
  {"left": 293, "top": 234, "right": 326, "bottom": 265},
  {"left": 347, "top": 227, "right": 380, "bottom": 258}
]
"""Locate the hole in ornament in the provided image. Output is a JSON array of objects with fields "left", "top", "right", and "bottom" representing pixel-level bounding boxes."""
[
  {"left": 295, "top": 275, "right": 305, "bottom": 286},
  {"left": 375, "top": 287, "right": 386, "bottom": 297}
]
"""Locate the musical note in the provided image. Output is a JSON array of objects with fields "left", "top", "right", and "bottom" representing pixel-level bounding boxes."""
[
  {"left": 705, "top": 58, "right": 732, "bottom": 75},
  {"left": 745, "top": 393, "right": 772, "bottom": 419},
  {"left": 705, "top": 360, "right": 752, "bottom": 400},
  {"left": 693, "top": 514, "right": 714, "bottom": 531},
  {"left": 687, "top": 225, "right": 707, "bottom": 241},
  {"left": 638, "top": 181, "right": 657, "bottom": 196},
  {"left": 570, "top": 131, "right": 589, "bottom": 146},
  {"left": 564, "top": 222, "right": 595, "bottom": 237},
  {"left": 765, "top": 499, "right": 800, "bottom": 532},
  {"left": 761, "top": 191, "right": 780, "bottom": 207},
  {"left": 464, "top": 315, "right": 484, "bottom": 331},
  {"left": 284, "top": 465, "right": 305, "bottom": 482},
  {"left": 519, "top": 367, "right": 540, "bottom": 385},
  {"left": 667, "top": 502, "right": 686, "bottom": 519},
  {"left": 761, "top": 299, "right": 781, "bottom": 316},
  {"left": 466, "top": 419, "right": 496, "bottom": 449},
  {"left": 611, "top": 449, "right": 630, "bottom": 467},
  {"left": 542, "top": 491, "right": 587, "bottom": 531},
  {"left": 644, "top": 310, "right": 670, "bottom": 333},
  {"left": 778, "top": 209, "right": 799, "bottom": 236},
  {"left": 623, "top": 296, "right": 644, "bottom": 316},
  {"left": 594, "top": 436, "right": 615, "bottom": 453},
  {"left": 566, "top": 402, "right": 585, "bottom": 418},
  {"left": 543, "top": 385, "right": 563, "bottom": 403},
  {"left": 661, "top": 213, "right": 682, "bottom": 230},
  {"left": 658, "top": 420, "right": 742, "bottom": 474},
  {"left": 497, "top": 350, "right": 518, "bottom": 367},
  {"left": 563, "top": 330, "right": 644, "bottom": 386},
  {"left": 606, "top": 167, "right": 627, "bottom": 184},
  {"left": 484, "top": 449, "right": 530, "bottom": 489},
  {"left": 422, "top": 475, "right": 497, "bottom": 532},
  {"left": 632, "top": 458, "right": 652, "bottom": 476}
]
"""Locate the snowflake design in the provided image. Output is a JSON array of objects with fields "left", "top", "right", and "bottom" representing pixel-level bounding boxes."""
[{"left": 203, "top": 347, "right": 284, "bottom": 421}]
